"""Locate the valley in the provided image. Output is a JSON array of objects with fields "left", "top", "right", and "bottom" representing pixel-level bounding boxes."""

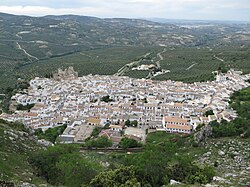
[{"left": 0, "top": 13, "right": 250, "bottom": 91}]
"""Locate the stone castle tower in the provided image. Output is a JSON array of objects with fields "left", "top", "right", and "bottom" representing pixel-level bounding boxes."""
[{"left": 53, "top": 66, "right": 78, "bottom": 81}]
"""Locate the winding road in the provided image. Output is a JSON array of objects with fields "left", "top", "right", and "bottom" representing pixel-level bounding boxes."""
[
  {"left": 213, "top": 54, "right": 224, "bottom": 62},
  {"left": 155, "top": 48, "right": 167, "bottom": 68},
  {"left": 16, "top": 42, "right": 39, "bottom": 61},
  {"left": 114, "top": 52, "right": 151, "bottom": 76},
  {"left": 186, "top": 63, "right": 198, "bottom": 70}
]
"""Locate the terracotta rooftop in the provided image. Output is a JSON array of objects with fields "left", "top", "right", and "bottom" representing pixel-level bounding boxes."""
[{"left": 164, "top": 116, "right": 189, "bottom": 124}]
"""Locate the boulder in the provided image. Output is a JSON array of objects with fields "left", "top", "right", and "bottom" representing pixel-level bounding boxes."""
[
  {"left": 224, "top": 173, "right": 237, "bottom": 178},
  {"left": 193, "top": 125, "right": 212, "bottom": 147},
  {"left": 218, "top": 150, "right": 225, "bottom": 156},
  {"left": 19, "top": 183, "right": 36, "bottom": 187},
  {"left": 170, "top": 179, "right": 182, "bottom": 185},
  {"left": 204, "top": 184, "right": 219, "bottom": 187},
  {"left": 37, "top": 139, "right": 53, "bottom": 147},
  {"left": 213, "top": 176, "right": 225, "bottom": 182},
  {"left": 203, "top": 151, "right": 212, "bottom": 157}
]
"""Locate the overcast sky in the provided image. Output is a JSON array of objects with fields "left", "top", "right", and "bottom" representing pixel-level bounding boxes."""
[{"left": 0, "top": 0, "right": 250, "bottom": 21}]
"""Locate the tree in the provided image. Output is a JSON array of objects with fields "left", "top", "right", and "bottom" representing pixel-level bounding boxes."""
[
  {"left": 131, "top": 120, "right": 138, "bottom": 127},
  {"left": 34, "top": 128, "right": 43, "bottom": 136},
  {"left": 91, "top": 127, "right": 102, "bottom": 137},
  {"left": 85, "top": 136, "right": 112, "bottom": 148},
  {"left": 89, "top": 166, "right": 141, "bottom": 187},
  {"left": 35, "top": 124, "right": 67, "bottom": 143},
  {"left": 125, "top": 119, "right": 138, "bottom": 127},
  {"left": 119, "top": 137, "right": 141, "bottom": 149},
  {"left": 29, "top": 145, "right": 102, "bottom": 186},
  {"left": 218, "top": 62, "right": 228, "bottom": 73},
  {"left": 16, "top": 103, "right": 35, "bottom": 111},
  {"left": 204, "top": 110, "right": 214, "bottom": 117},
  {"left": 101, "top": 95, "right": 113, "bottom": 102},
  {"left": 56, "top": 153, "right": 100, "bottom": 187},
  {"left": 125, "top": 119, "right": 130, "bottom": 126}
]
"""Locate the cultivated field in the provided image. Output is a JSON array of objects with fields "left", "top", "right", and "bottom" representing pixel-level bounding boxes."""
[{"left": 0, "top": 45, "right": 250, "bottom": 91}]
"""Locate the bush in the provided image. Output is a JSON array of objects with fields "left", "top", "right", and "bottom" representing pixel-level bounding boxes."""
[
  {"left": 89, "top": 166, "right": 140, "bottom": 187},
  {"left": 16, "top": 103, "right": 35, "bottom": 111},
  {"left": 101, "top": 95, "right": 113, "bottom": 102},
  {"left": 91, "top": 127, "right": 102, "bottom": 137},
  {"left": 125, "top": 119, "right": 138, "bottom": 127},
  {"left": 29, "top": 145, "right": 101, "bottom": 186},
  {"left": 34, "top": 124, "right": 67, "bottom": 143},
  {"left": 85, "top": 136, "right": 112, "bottom": 148},
  {"left": 119, "top": 137, "right": 142, "bottom": 149},
  {"left": 204, "top": 110, "right": 214, "bottom": 117}
]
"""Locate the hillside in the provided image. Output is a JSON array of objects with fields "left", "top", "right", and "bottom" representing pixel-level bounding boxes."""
[
  {"left": 0, "top": 13, "right": 250, "bottom": 90},
  {"left": 0, "top": 120, "right": 48, "bottom": 186}
]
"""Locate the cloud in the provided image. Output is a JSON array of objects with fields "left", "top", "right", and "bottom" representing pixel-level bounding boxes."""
[
  {"left": 0, "top": 6, "right": 109, "bottom": 17},
  {"left": 0, "top": 0, "right": 249, "bottom": 21}
]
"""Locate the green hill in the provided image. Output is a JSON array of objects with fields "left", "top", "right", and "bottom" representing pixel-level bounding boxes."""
[
  {"left": 0, "top": 120, "right": 48, "bottom": 186},
  {"left": 0, "top": 13, "right": 250, "bottom": 90}
]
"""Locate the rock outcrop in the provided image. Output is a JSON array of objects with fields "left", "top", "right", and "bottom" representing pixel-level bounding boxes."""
[{"left": 193, "top": 125, "right": 212, "bottom": 147}]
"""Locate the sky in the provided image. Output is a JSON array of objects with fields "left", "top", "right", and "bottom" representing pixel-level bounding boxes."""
[{"left": 0, "top": 0, "right": 250, "bottom": 21}]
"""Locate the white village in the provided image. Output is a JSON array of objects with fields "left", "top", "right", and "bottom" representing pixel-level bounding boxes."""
[{"left": 1, "top": 67, "right": 250, "bottom": 144}]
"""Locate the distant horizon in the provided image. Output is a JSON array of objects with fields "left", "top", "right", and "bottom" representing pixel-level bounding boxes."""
[
  {"left": 0, "top": 0, "right": 249, "bottom": 22},
  {"left": 0, "top": 11, "right": 249, "bottom": 24}
]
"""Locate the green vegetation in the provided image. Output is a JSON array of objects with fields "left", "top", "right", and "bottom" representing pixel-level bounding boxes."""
[
  {"left": 101, "top": 95, "right": 114, "bottom": 102},
  {"left": 0, "top": 80, "right": 30, "bottom": 113},
  {"left": 118, "top": 137, "right": 142, "bottom": 149},
  {"left": 204, "top": 110, "right": 214, "bottom": 117},
  {"left": 211, "top": 86, "right": 250, "bottom": 138},
  {"left": 34, "top": 124, "right": 67, "bottom": 143},
  {"left": 153, "top": 47, "right": 218, "bottom": 82},
  {"left": 1, "top": 45, "right": 250, "bottom": 90},
  {"left": 89, "top": 166, "right": 140, "bottom": 187},
  {"left": 90, "top": 126, "right": 102, "bottom": 138},
  {"left": 111, "top": 132, "right": 215, "bottom": 186},
  {"left": 16, "top": 103, "right": 34, "bottom": 111},
  {"left": 0, "top": 13, "right": 250, "bottom": 91},
  {"left": 29, "top": 131, "right": 215, "bottom": 186},
  {"left": 29, "top": 145, "right": 102, "bottom": 186},
  {"left": 125, "top": 119, "right": 138, "bottom": 127},
  {"left": 0, "top": 119, "right": 28, "bottom": 132},
  {"left": 84, "top": 136, "right": 113, "bottom": 148},
  {"left": 218, "top": 62, "right": 229, "bottom": 73},
  {"left": 0, "top": 120, "right": 47, "bottom": 186}
]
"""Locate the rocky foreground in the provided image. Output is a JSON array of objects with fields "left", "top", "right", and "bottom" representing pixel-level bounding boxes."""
[{"left": 196, "top": 138, "right": 250, "bottom": 187}]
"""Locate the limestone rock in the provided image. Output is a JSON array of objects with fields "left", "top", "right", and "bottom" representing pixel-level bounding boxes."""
[
  {"left": 213, "top": 176, "right": 225, "bottom": 182},
  {"left": 19, "top": 183, "right": 36, "bottom": 187},
  {"left": 170, "top": 179, "right": 182, "bottom": 185},
  {"left": 194, "top": 125, "right": 212, "bottom": 146},
  {"left": 204, "top": 184, "right": 219, "bottom": 187},
  {"left": 37, "top": 139, "right": 53, "bottom": 147},
  {"left": 218, "top": 150, "right": 225, "bottom": 156}
]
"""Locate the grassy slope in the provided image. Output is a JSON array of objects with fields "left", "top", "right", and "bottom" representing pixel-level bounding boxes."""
[{"left": 0, "top": 122, "right": 49, "bottom": 186}]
